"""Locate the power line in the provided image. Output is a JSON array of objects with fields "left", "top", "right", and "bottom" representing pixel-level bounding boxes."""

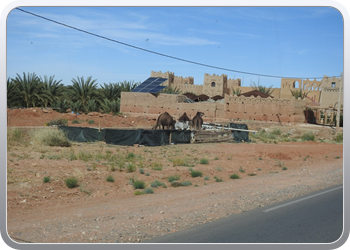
[{"left": 17, "top": 8, "right": 340, "bottom": 80}]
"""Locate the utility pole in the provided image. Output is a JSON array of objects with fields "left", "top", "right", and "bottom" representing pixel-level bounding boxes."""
[{"left": 336, "top": 72, "right": 343, "bottom": 129}]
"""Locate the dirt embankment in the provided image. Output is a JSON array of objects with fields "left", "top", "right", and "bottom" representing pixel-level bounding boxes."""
[{"left": 6, "top": 108, "right": 343, "bottom": 244}]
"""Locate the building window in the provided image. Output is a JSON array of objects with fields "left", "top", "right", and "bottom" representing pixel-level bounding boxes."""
[
  {"left": 211, "top": 82, "right": 216, "bottom": 87},
  {"left": 331, "top": 82, "right": 336, "bottom": 88}
]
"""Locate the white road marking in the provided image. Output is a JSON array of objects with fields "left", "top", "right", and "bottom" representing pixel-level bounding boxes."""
[{"left": 263, "top": 186, "right": 343, "bottom": 213}]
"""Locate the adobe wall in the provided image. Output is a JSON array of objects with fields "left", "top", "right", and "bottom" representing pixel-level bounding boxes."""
[
  {"left": 120, "top": 92, "right": 306, "bottom": 124},
  {"left": 224, "top": 94, "right": 306, "bottom": 123}
]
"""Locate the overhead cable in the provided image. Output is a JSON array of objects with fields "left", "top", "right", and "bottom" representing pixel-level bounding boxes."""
[{"left": 17, "top": 8, "right": 340, "bottom": 80}]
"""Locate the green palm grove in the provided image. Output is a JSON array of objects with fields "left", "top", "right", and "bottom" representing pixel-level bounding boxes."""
[{"left": 7, "top": 72, "right": 140, "bottom": 114}]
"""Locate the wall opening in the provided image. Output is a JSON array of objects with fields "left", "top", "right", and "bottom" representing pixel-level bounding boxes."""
[
  {"left": 293, "top": 81, "right": 300, "bottom": 89},
  {"left": 211, "top": 82, "right": 216, "bottom": 87}
]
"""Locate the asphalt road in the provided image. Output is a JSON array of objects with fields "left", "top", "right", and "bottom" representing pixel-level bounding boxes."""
[{"left": 144, "top": 185, "right": 343, "bottom": 243}]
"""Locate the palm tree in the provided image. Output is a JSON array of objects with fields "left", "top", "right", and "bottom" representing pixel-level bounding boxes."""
[
  {"left": 52, "top": 99, "right": 70, "bottom": 113},
  {"left": 231, "top": 88, "right": 242, "bottom": 96},
  {"left": 100, "top": 82, "right": 121, "bottom": 100},
  {"left": 7, "top": 78, "right": 21, "bottom": 108},
  {"left": 160, "top": 86, "right": 181, "bottom": 94},
  {"left": 118, "top": 80, "right": 140, "bottom": 92},
  {"left": 99, "top": 98, "right": 120, "bottom": 114},
  {"left": 13, "top": 72, "right": 49, "bottom": 107},
  {"left": 290, "top": 89, "right": 309, "bottom": 99},
  {"left": 85, "top": 99, "right": 99, "bottom": 113},
  {"left": 250, "top": 82, "right": 274, "bottom": 96},
  {"left": 68, "top": 76, "right": 101, "bottom": 106},
  {"left": 40, "top": 75, "right": 64, "bottom": 108}
]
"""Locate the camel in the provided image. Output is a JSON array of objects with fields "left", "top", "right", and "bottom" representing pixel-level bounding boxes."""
[
  {"left": 191, "top": 111, "right": 204, "bottom": 130},
  {"left": 152, "top": 112, "right": 175, "bottom": 130}
]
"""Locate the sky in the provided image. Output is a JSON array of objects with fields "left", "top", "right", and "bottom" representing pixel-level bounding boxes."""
[{"left": 6, "top": 6, "right": 344, "bottom": 89}]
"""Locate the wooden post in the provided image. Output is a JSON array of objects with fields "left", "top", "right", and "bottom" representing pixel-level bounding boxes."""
[
  {"left": 336, "top": 73, "right": 343, "bottom": 129},
  {"left": 169, "top": 132, "right": 172, "bottom": 144}
]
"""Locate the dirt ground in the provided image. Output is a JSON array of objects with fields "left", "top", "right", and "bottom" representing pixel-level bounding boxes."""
[{"left": 6, "top": 108, "right": 344, "bottom": 244}]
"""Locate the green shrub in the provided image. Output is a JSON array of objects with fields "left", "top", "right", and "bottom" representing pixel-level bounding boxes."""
[
  {"left": 65, "top": 177, "right": 78, "bottom": 188},
  {"left": 126, "top": 163, "right": 136, "bottom": 173},
  {"left": 151, "top": 180, "right": 165, "bottom": 188},
  {"left": 126, "top": 152, "right": 135, "bottom": 159},
  {"left": 71, "top": 119, "right": 80, "bottom": 124},
  {"left": 181, "top": 181, "right": 192, "bottom": 186},
  {"left": 143, "top": 187, "right": 154, "bottom": 194},
  {"left": 106, "top": 175, "right": 114, "bottom": 182},
  {"left": 204, "top": 176, "right": 210, "bottom": 180},
  {"left": 139, "top": 168, "right": 145, "bottom": 174},
  {"left": 151, "top": 162, "right": 163, "bottom": 171},
  {"left": 170, "top": 182, "right": 182, "bottom": 187},
  {"left": 239, "top": 166, "right": 245, "bottom": 173},
  {"left": 134, "top": 190, "right": 143, "bottom": 195},
  {"left": 214, "top": 176, "right": 223, "bottom": 182},
  {"left": 271, "top": 128, "right": 281, "bottom": 135},
  {"left": 282, "top": 166, "right": 288, "bottom": 170},
  {"left": 7, "top": 128, "right": 26, "bottom": 145},
  {"left": 30, "top": 128, "right": 71, "bottom": 147},
  {"left": 133, "top": 180, "right": 146, "bottom": 189},
  {"left": 301, "top": 132, "right": 315, "bottom": 141},
  {"left": 190, "top": 170, "right": 203, "bottom": 178},
  {"left": 43, "top": 176, "right": 51, "bottom": 183},
  {"left": 88, "top": 120, "right": 95, "bottom": 124},
  {"left": 200, "top": 158, "right": 209, "bottom": 164},
  {"left": 334, "top": 132, "right": 343, "bottom": 143},
  {"left": 230, "top": 173, "right": 240, "bottom": 179},
  {"left": 167, "top": 175, "right": 180, "bottom": 182},
  {"left": 172, "top": 157, "right": 188, "bottom": 167}
]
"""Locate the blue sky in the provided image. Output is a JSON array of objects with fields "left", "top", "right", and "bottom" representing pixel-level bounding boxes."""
[{"left": 6, "top": 6, "right": 344, "bottom": 88}]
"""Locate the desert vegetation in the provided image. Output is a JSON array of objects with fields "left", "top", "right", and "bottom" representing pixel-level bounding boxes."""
[
  {"left": 7, "top": 72, "right": 141, "bottom": 114},
  {"left": 6, "top": 122, "right": 343, "bottom": 201}
]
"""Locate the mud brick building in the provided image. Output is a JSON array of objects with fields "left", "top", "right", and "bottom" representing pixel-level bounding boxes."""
[{"left": 120, "top": 71, "right": 343, "bottom": 124}]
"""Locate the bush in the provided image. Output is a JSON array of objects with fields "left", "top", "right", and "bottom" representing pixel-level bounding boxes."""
[
  {"left": 167, "top": 175, "right": 180, "bottom": 182},
  {"left": 172, "top": 157, "right": 188, "bottom": 167},
  {"left": 151, "top": 180, "right": 165, "bottom": 188},
  {"left": 200, "top": 158, "right": 209, "bottom": 164},
  {"left": 190, "top": 170, "right": 203, "bottom": 178},
  {"left": 143, "top": 187, "right": 154, "bottom": 194},
  {"left": 30, "top": 128, "right": 71, "bottom": 147},
  {"left": 71, "top": 119, "right": 80, "bottom": 124},
  {"left": 151, "top": 162, "right": 163, "bottom": 171},
  {"left": 334, "top": 132, "right": 343, "bottom": 143},
  {"left": 133, "top": 180, "right": 146, "bottom": 189},
  {"left": 126, "top": 163, "right": 136, "bottom": 173},
  {"left": 170, "top": 182, "right": 182, "bottom": 187},
  {"left": 214, "top": 176, "right": 223, "bottom": 182},
  {"left": 139, "top": 168, "right": 145, "bottom": 174},
  {"left": 7, "top": 128, "right": 26, "bottom": 145},
  {"left": 65, "top": 177, "right": 78, "bottom": 188},
  {"left": 126, "top": 152, "right": 135, "bottom": 159},
  {"left": 134, "top": 190, "right": 143, "bottom": 195},
  {"left": 181, "top": 181, "right": 192, "bottom": 186},
  {"left": 301, "top": 132, "right": 315, "bottom": 141},
  {"left": 43, "top": 176, "right": 51, "bottom": 183},
  {"left": 88, "top": 120, "right": 95, "bottom": 124},
  {"left": 106, "top": 175, "right": 114, "bottom": 182},
  {"left": 230, "top": 173, "right": 240, "bottom": 179}
]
